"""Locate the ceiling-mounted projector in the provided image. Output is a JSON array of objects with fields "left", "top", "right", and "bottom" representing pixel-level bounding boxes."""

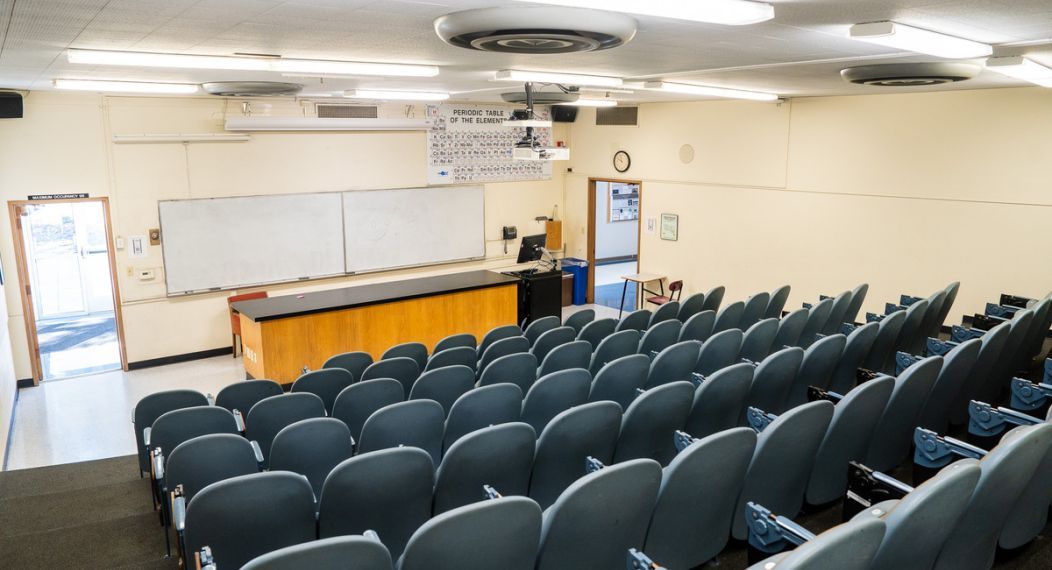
[{"left": 434, "top": 7, "right": 636, "bottom": 53}]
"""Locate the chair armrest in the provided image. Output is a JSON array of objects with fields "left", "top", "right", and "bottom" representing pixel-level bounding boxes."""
[
  {"left": 206, "top": 393, "right": 215, "bottom": 406},
  {"left": 196, "top": 546, "right": 215, "bottom": 570},
  {"left": 364, "top": 529, "right": 381, "bottom": 543},
  {"left": 233, "top": 409, "right": 246, "bottom": 432},
  {"left": 250, "top": 440, "right": 264, "bottom": 465},
  {"left": 151, "top": 447, "right": 165, "bottom": 481},
  {"left": 143, "top": 426, "right": 152, "bottom": 447},
  {"left": 628, "top": 548, "right": 668, "bottom": 570},
  {"left": 172, "top": 486, "right": 187, "bottom": 532}
]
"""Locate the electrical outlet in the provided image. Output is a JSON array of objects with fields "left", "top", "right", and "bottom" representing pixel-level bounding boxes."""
[
  {"left": 115, "top": 237, "right": 125, "bottom": 249},
  {"left": 138, "top": 269, "right": 156, "bottom": 281}
]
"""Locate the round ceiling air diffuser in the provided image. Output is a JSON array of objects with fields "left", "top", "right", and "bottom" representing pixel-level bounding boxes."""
[
  {"left": 434, "top": 7, "right": 637, "bottom": 54},
  {"left": 840, "top": 63, "right": 981, "bottom": 87},
  {"left": 201, "top": 81, "right": 304, "bottom": 97}
]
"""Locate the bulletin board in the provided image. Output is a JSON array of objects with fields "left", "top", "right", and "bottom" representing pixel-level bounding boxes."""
[{"left": 608, "top": 182, "right": 640, "bottom": 222}]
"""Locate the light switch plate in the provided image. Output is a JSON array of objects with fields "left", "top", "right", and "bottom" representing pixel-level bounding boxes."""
[{"left": 645, "top": 217, "right": 657, "bottom": 235}]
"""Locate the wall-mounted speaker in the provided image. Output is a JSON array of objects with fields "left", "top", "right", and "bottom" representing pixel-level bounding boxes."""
[
  {"left": 0, "top": 92, "right": 23, "bottom": 119},
  {"left": 551, "top": 105, "right": 578, "bottom": 123}
]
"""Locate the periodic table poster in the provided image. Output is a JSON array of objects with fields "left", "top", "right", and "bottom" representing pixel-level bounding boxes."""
[{"left": 426, "top": 103, "right": 553, "bottom": 185}]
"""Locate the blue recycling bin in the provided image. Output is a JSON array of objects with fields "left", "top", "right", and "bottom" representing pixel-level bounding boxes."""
[{"left": 561, "top": 258, "right": 589, "bottom": 305}]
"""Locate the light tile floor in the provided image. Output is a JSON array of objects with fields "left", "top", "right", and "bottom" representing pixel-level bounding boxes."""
[
  {"left": 4, "top": 304, "right": 617, "bottom": 471},
  {"left": 594, "top": 261, "right": 638, "bottom": 287}
]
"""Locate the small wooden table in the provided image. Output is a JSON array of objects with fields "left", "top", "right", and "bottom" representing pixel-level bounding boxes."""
[{"left": 619, "top": 273, "right": 666, "bottom": 318}]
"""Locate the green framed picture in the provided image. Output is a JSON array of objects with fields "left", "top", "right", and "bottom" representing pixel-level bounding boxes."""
[{"left": 660, "top": 213, "right": 678, "bottom": 241}]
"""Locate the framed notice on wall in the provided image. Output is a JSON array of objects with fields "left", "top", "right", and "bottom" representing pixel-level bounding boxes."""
[
  {"left": 608, "top": 182, "right": 639, "bottom": 222},
  {"left": 660, "top": 213, "right": 679, "bottom": 241}
]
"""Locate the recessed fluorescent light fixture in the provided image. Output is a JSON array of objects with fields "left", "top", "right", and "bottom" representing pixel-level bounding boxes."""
[
  {"left": 849, "top": 21, "right": 992, "bottom": 59},
  {"left": 563, "top": 98, "right": 618, "bottom": 107},
  {"left": 643, "top": 81, "right": 778, "bottom": 101},
  {"left": 495, "top": 69, "right": 623, "bottom": 88},
  {"left": 512, "top": 0, "right": 774, "bottom": 26},
  {"left": 53, "top": 79, "right": 199, "bottom": 94},
  {"left": 985, "top": 56, "right": 1052, "bottom": 88},
  {"left": 68, "top": 49, "right": 439, "bottom": 77},
  {"left": 345, "top": 89, "right": 449, "bottom": 101}
]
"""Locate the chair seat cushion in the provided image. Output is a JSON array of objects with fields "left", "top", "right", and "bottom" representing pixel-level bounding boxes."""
[{"left": 648, "top": 296, "right": 671, "bottom": 305}]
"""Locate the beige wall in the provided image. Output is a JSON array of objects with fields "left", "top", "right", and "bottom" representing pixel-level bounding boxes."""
[
  {"left": 0, "top": 279, "right": 15, "bottom": 467},
  {"left": 565, "top": 88, "right": 1052, "bottom": 324},
  {"left": 0, "top": 92, "right": 566, "bottom": 381}
]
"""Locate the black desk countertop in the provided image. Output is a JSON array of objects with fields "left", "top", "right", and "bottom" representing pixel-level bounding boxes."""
[{"left": 232, "top": 270, "right": 521, "bottom": 322}]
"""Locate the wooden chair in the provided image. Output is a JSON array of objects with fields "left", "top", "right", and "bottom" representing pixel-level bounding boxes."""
[
  {"left": 228, "top": 291, "right": 268, "bottom": 357},
  {"left": 647, "top": 280, "right": 683, "bottom": 306}
]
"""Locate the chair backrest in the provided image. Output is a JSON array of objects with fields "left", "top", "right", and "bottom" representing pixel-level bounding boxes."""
[
  {"left": 151, "top": 406, "right": 241, "bottom": 460},
  {"left": 269, "top": 417, "right": 355, "bottom": 497},
  {"left": 617, "top": 309, "right": 652, "bottom": 332},
  {"left": 746, "top": 346, "right": 804, "bottom": 415},
  {"left": 914, "top": 290, "right": 948, "bottom": 354},
  {"left": 408, "top": 365, "right": 475, "bottom": 415},
  {"left": 822, "top": 291, "right": 854, "bottom": 336},
  {"left": 862, "top": 459, "right": 980, "bottom": 570},
  {"left": 524, "top": 315, "right": 561, "bottom": 346},
  {"left": 739, "top": 318, "right": 779, "bottom": 363},
  {"left": 323, "top": 351, "right": 373, "bottom": 381},
  {"left": 246, "top": 393, "right": 327, "bottom": 467},
  {"left": 649, "top": 301, "right": 681, "bottom": 326},
  {"left": 614, "top": 381, "right": 695, "bottom": 465},
  {"left": 531, "top": 326, "right": 577, "bottom": 363},
  {"left": 537, "top": 340, "right": 592, "bottom": 377},
  {"left": 358, "top": 400, "right": 445, "bottom": 465},
  {"left": 589, "top": 353, "right": 649, "bottom": 410},
  {"left": 362, "top": 357, "right": 421, "bottom": 398},
  {"left": 242, "top": 535, "right": 394, "bottom": 570},
  {"left": 864, "top": 356, "right": 943, "bottom": 472},
  {"left": 478, "top": 336, "right": 530, "bottom": 375},
  {"left": 677, "top": 292, "right": 706, "bottom": 322},
  {"left": 645, "top": 340, "right": 701, "bottom": 389},
  {"left": 804, "top": 376, "right": 895, "bottom": 506},
  {"left": 1022, "top": 296, "right": 1052, "bottom": 362},
  {"left": 863, "top": 309, "right": 907, "bottom": 374},
  {"left": 433, "top": 422, "right": 536, "bottom": 514},
  {"left": 166, "top": 433, "right": 260, "bottom": 504},
  {"left": 712, "top": 300, "right": 745, "bottom": 334},
  {"left": 215, "top": 380, "right": 284, "bottom": 415},
  {"left": 992, "top": 309, "right": 1035, "bottom": 388},
  {"left": 933, "top": 281, "right": 960, "bottom": 335},
  {"left": 478, "top": 324, "right": 523, "bottom": 357},
  {"left": 382, "top": 342, "right": 429, "bottom": 371},
  {"left": 695, "top": 329, "right": 744, "bottom": 376},
  {"left": 291, "top": 368, "right": 354, "bottom": 414},
  {"left": 535, "top": 459, "right": 662, "bottom": 570},
  {"left": 827, "top": 322, "right": 879, "bottom": 395},
  {"left": 477, "top": 351, "right": 538, "bottom": 392},
  {"left": 701, "top": 286, "right": 725, "bottom": 313},
  {"left": 772, "top": 308, "right": 808, "bottom": 351},
  {"left": 755, "top": 517, "right": 886, "bottom": 570},
  {"left": 951, "top": 321, "right": 1010, "bottom": 426},
  {"left": 331, "top": 378, "right": 404, "bottom": 441},
  {"left": 576, "top": 317, "right": 617, "bottom": 349},
  {"left": 843, "top": 283, "right": 870, "bottom": 327},
  {"left": 644, "top": 428, "right": 757, "bottom": 568},
  {"left": 398, "top": 496, "right": 542, "bottom": 570},
  {"left": 917, "top": 338, "right": 981, "bottom": 434},
  {"left": 589, "top": 329, "right": 641, "bottom": 376},
  {"left": 184, "top": 471, "right": 317, "bottom": 569},
  {"left": 319, "top": 447, "right": 435, "bottom": 557},
  {"left": 563, "top": 308, "right": 595, "bottom": 334},
  {"left": 935, "top": 423, "right": 1052, "bottom": 570},
  {"left": 133, "top": 389, "right": 209, "bottom": 472},
  {"left": 521, "top": 368, "right": 591, "bottom": 434},
  {"left": 787, "top": 333, "right": 847, "bottom": 408},
  {"left": 433, "top": 332, "right": 477, "bottom": 354},
  {"left": 1000, "top": 404, "right": 1052, "bottom": 550},
  {"left": 528, "top": 401, "right": 622, "bottom": 510},
  {"left": 679, "top": 309, "right": 716, "bottom": 343},
  {"left": 423, "top": 346, "right": 477, "bottom": 372},
  {"left": 443, "top": 383, "right": 523, "bottom": 451},
  {"left": 685, "top": 362, "right": 754, "bottom": 439},
  {"left": 893, "top": 299, "right": 929, "bottom": 357},
  {"left": 798, "top": 297, "right": 834, "bottom": 348},
  {"left": 229, "top": 291, "right": 268, "bottom": 334},
  {"left": 731, "top": 400, "right": 835, "bottom": 540},
  {"left": 740, "top": 292, "right": 771, "bottom": 330},
  {"left": 766, "top": 285, "right": 792, "bottom": 320},
  {"left": 637, "top": 319, "right": 682, "bottom": 355}
]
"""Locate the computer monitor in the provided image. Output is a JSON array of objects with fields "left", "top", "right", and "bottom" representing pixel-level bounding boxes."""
[{"left": 516, "top": 233, "right": 547, "bottom": 264}]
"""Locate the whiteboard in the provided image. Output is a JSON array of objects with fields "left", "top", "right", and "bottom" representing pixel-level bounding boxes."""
[
  {"left": 343, "top": 186, "right": 485, "bottom": 273},
  {"left": 159, "top": 193, "right": 346, "bottom": 294}
]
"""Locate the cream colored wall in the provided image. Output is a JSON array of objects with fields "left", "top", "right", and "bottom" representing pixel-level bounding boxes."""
[
  {"left": 0, "top": 92, "right": 565, "bottom": 380},
  {"left": 566, "top": 88, "right": 1052, "bottom": 324},
  {"left": 0, "top": 280, "right": 16, "bottom": 467}
]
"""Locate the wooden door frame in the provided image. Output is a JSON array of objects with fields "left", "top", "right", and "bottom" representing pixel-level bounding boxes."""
[
  {"left": 8, "top": 197, "right": 129, "bottom": 384},
  {"left": 586, "top": 178, "right": 643, "bottom": 305}
]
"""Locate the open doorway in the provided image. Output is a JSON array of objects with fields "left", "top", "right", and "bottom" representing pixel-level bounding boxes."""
[
  {"left": 9, "top": 198, "right": 126, "bottom": 382},
  {"left": 587, "top": 179, "right": 641, "bottom": 313}
]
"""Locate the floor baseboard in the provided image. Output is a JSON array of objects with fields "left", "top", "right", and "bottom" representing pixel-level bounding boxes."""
[{"left": 127, "top": 346, "right": 233, "bottom": 371}]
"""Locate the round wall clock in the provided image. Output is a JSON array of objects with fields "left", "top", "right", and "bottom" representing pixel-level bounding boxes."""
[{"left": 613, "top": 150, "right": 631, "bottom": 173}]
